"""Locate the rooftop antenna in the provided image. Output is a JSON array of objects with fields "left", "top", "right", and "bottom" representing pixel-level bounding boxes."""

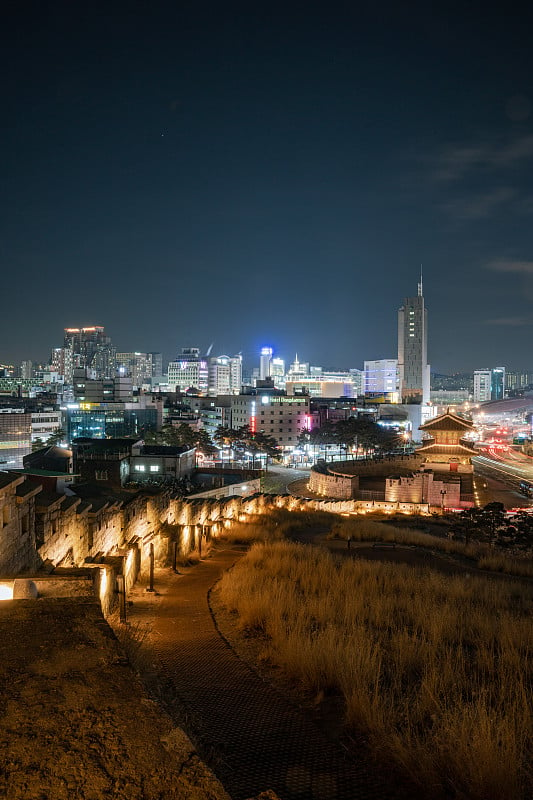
[{"left": 418, "top": 264, "right": 423, "bottom": 297}]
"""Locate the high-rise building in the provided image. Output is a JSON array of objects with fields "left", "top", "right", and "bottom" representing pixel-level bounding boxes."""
[
  {"left": 149, "top": 352, "right": 163, "bottom": 378},
  {"left": 167, "top": 348, "right": 208, "bottom": 393},
  {"left": 259, "top": 347, "right": 273, "bottom": 380},
  {"left": 19, "top": 360, "right": 33, "bottom": 380},
  {"left": 63, "top": 326, "right": 115, "bottom": 379},
  {"left": 473, "top": 368, "right": 506, "bottom": 402},
  {"left": 115, "top": 352, "right": 153, "bottom": 388},
  {"left": 506, "top": 371, "right": 533, "bottom": 391},
  {"left": 397, "top": 275, "right": 430, "bottom": 404},
  {"left": 208, "top": 354, "right": 242, "bottom": 395},
  {"left": 72, "top": 369, "right": 133, "bottom": 403},
  {"left": 50, "top": 347, "right": 73, "bottom": 382},
  {"left": 270, "top": 358, "right": 285, "bottom": 388}
]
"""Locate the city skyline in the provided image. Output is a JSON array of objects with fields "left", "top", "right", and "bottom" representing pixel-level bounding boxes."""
[
  {"left": 2, "top": 317, "right": 533, "bottom": 379},
  {"left": 2, "top": 4, "right": 533, "bottom": 370}
]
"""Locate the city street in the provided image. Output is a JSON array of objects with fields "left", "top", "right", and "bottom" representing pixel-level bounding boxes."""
[
  {"left": 261, "top": 464, "right": 311, "bottom": 494},
  {"left": 473, "top": 445, "right": 533, "bottom": 508}
]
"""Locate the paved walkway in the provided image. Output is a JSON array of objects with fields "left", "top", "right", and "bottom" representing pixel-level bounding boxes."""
[{"left": 128, "top": 546, "right": 400, "bottom": 800}]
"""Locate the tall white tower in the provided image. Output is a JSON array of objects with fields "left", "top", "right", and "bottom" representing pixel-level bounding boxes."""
[
  {"left": 259, "top": 347, "right": 273, "bottom": 380},
  {"left": 397, "top": 271, "right": 430, "bottom": 404}
]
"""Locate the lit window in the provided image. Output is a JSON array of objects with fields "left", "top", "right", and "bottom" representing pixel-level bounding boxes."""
[
  {"left": 150, "top": 465, "right": 159, "bottom": 472},
  {"left": 135, "top": 464, "right": 145, "bottom": 472}
]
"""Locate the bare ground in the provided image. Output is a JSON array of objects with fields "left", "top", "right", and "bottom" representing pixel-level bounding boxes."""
[{"left": 0, "top": 597, "right": 230, "bottom": 800}]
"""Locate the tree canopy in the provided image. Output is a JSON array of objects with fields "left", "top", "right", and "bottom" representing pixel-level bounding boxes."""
[
  {"left": 214, "top": 424, "right": 280, "bottom": 461},
  {"left": 144, "top": 423, "right": 217, "bottom": 455},
  {"left": 452, "top": 502, "right": 533, "bottom": 549},
  {"left": 298, "top": 417, "right": 401, "bottom": 456}
]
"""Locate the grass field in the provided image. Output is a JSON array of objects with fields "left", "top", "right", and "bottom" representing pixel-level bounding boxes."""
[
  {"left": 218, "top": 538, "right": 533, "bottom": 800},
  {"left": 329, "top": 515, "right": 533, "bottom": 577}
]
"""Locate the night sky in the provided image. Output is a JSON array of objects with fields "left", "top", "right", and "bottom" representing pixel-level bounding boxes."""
[{"left": 2, "top": 1, "right": 533, "bottom": 373}]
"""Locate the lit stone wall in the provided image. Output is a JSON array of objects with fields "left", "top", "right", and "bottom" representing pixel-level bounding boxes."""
[
  {"left": 0, "top": 476, "right": 40, "bottom": 574},
  {"left": 308, "top": 470, "right": 359, "bottom": 498},
  {"left": 309, "top": 456, "right": 425, "bottom": 499},
  {"left": 37, "top": 501, "right": 90, "bottom": 566},
  {"left": 385, "top": 474, "right": 424, "bottom": 503}
]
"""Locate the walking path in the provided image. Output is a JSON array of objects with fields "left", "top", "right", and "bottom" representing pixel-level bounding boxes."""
[{"left": 126, "top": 546, "right": 399, "bottom": 800}]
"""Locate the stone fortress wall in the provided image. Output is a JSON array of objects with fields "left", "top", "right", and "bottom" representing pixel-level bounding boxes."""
[
  {"left": 1, "top": 474, "right": 430, "bottom": 615},
  {"left": 308, "top": 456, "right": 424, "bottom": 499}
]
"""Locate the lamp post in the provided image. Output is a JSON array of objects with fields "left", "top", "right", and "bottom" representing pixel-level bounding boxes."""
[{"left": 440, "top": 489, "right": 447, "bottom": 514}]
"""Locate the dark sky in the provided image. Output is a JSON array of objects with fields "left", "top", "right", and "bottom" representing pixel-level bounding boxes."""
[{"left": 2, "top": 1, "right": 533, "bottom": 374}]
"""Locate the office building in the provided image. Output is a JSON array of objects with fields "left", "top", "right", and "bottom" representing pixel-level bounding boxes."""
[
  {"left": 506, "top": 371, "right": 533, "bottom": 392},
  {"left": 231, "top": 391, "right": 311, "bottom": 451},
  {"left": 364, "top": 359, "right": 398, "bottom": 398},
  {"left": 167, "top": 348, "right": 209, "bottom": 393},
  {"left": 473, "top": 368, "right": 506, "bottom": 403},
  {"left": 31, "top": 410, "right": 63, "bottom": 444},
  {"left": 72, "top": 369, "right": 133, "bottom": 403},
  {"left": 288, "top": 356, "right": 309, "bottom": 379},
  {"left": 63, "top": 326, "right": 116, "bottom": 380},
  {"left": 0, "top": 408, "right": 32, "bottom": 469},
  {"left": 50, "top": 347, "right": 73, "bottom": 383},
  {"left": 397, "top": 275, "right": 430, "bottom": 404},
  {"left": 149, "top": 352, "right": 163, "bottom": 378},
  {"left": 63, "top": 400, "right": 160, "bottom": 442},
  {"left": 116, "top": 352, "right": 153, "bottom": 388},
  {"left": 208, "top": 354, "right": 242, "bottom": 396}
]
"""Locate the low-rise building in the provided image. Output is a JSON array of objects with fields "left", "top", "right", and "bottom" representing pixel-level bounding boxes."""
[
  {"left": 129, "top": 443, "right": 196, "bottom": 483},
  {"left": 31, "top": 410, "right": 63, "bottom": 443},
  {"left": 231, "top": 392, "right": 311, "bottom": 451}
]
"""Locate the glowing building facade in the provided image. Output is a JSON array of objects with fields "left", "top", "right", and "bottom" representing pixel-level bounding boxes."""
[{"left": 167, "top": 348, "right": 208, "bottom": 393}]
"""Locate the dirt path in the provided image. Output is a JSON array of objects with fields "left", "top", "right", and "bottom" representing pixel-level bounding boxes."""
[{"left": 125, "top": 546, "right": 399, "bottom": 800}]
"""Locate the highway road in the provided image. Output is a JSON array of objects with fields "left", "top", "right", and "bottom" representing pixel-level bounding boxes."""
[{"left": 473, "top": 445, "right": 533, "bottom": 508}]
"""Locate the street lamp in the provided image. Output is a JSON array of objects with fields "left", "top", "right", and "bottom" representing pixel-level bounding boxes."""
[{"left": 440, "top": 489, "right": 447, "bottom": 513}]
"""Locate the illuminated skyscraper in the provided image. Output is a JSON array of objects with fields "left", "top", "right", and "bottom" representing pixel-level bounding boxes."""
[
  {"left": 397, "top": 274, "right": 430, "bottom": 405},
  {"left": 259, "top": 347, "right": 273, "bottom": 380}
]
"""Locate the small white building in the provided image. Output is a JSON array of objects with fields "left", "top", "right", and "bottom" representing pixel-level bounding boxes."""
[
  {"left": 364, "top": 359, "right": 398, "bottom": 397},
  {"left": 129, "top": 443, "right": 196, "bottom": 482},
  {"left": 31, "top": 410, "right": 63, "bottom": 443}
]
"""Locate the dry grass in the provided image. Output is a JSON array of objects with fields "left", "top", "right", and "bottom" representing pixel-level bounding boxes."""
[
  {"left": 330, "top": 516, "right": 533, "bottom": 578},
  {"left": 220, "top": 508, "right": 336, "bottom": 544},
  {"left": 477, "top": 553, "right": 533, "bottom": 578},
  {"left": 218, "top": 540, "right": 533, "bottom": 800}
]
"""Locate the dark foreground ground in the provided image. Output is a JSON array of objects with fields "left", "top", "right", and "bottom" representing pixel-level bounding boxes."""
[{"left": 0, "top": 598, "right": 230, "bottom": 800}]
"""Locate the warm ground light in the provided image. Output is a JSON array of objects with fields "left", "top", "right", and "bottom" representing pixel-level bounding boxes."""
[{"left": 217, "top": 511, "right": 533, "bottom": 800}]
